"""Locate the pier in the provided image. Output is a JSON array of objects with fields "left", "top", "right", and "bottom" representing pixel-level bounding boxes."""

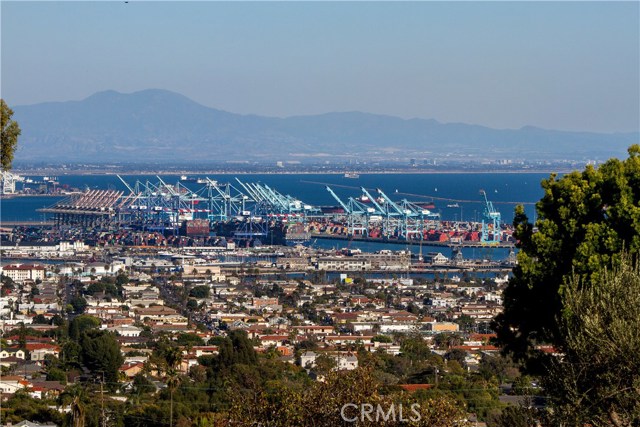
[{"left": 309, "top": 233, "right": 515, "bottom": 249}]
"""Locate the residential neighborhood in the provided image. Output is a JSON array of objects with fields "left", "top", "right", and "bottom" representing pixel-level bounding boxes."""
[{"left": 0, "top": 241, "right": 517, "bottom": 426}]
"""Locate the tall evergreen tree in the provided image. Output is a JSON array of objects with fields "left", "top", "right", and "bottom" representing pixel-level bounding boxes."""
[
  {"left": 0, "top": 99, "right": 20, "bottom": 171},
  {"left": 493, "top": 145, "right": 640, "bottom": 370}
]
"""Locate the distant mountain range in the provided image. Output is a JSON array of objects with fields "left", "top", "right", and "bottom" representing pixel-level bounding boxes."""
[{"left": 11, "top": 89, "right": 639, "bottom": 163}]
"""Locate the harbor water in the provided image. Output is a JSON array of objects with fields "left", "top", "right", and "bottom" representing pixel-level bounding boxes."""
[{"left": 1, "top": 172, "right": 550, "bottom": 223}]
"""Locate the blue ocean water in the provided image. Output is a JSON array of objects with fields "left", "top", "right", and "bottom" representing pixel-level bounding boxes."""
[{"left": 1, "top": 172, "right": 551, "bottom": 223}]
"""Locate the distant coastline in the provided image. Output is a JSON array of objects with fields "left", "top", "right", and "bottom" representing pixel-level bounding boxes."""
[{"left": 11, "top": 168, "right": 573, "bottom": 176}]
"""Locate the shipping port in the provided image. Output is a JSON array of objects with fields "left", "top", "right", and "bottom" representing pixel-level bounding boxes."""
[{"left": 29, "top": 175, "right": 513, "bottom": 249}]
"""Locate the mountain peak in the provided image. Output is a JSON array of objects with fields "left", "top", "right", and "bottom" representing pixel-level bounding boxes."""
[{"left": 85, "top": 88, "right": 195, "bottom": 104}]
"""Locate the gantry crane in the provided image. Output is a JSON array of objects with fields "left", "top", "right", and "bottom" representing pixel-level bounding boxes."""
[{"left": 480, "top": 190, "right": 501, "bottom": 244}]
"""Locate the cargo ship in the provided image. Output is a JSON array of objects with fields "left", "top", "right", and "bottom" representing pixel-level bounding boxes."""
[
  {"left": 344, "top": 173, "right": 359, "bottom": 179},
  {"left": 321, "top": 206, "right": 346, "bottom": 214}
]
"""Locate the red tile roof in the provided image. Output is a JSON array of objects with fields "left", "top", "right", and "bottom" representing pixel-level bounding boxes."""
[{"left": 399, "top": 384, "right": 433, "bottom": 392}]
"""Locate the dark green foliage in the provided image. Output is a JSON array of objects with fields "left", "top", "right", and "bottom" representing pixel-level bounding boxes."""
[
  {"left": 61, "top": 340, "right": 82, "bottom": 368},
  {"left": 189, "top": 285, "right": 210, "bottom": 299},
  {"left": 444, "top": 348, "right": 467, "bottom": 368},
  {"left": 84, "top": 279, "right": 120, "bottom": 298},
  {"left": 218, "top": 330, "right": 257, "bottom": 366},
  {"left": 294, "top": 339, "right": 319, "bottom": 352},
  {"left": 115, "top": 273, "right": 129, "bottom": 286},
  {"left": 372, "top": 334, "right": 393, "bottom": 343},
  {"left": 478, "top": 353, "right": 520, "bottom": 384},
  {"left": 70, "top": 295, "right": 88, "bottom": 313},
  {"left": 32, "top": 314, "right": 49, "bottom": 324},
  {"left": 186, "top": 298, "right": 198, "bottom": 310},
  {"left": 455, "top": 314, "right": 475, "bottom": 332},
  {"left": 46, "top": 367, "right": 67, "bottom": 383},
  {"left": 494, "top": 146, "right": 640, "bottom": 366},
  {"left": 1, "top": 392, "right": 63, "bottom": 425},
  {"left": 543, "top": 253, "right": 640, "bottom": 425},
  {"left": 80, "top": 330, "right": 124, "bottom": 387},
  {"left": 132, "top": 373, "right": 157, "bottom": 395},
  {"left": 1, "top": 277, "right": 15, "bottom": 296},
  {"left": 433, "top": 333, "right": 463, "bottom": 350},
  {"left": 399, "top": 334, "right": 431, "bottom": 360},
  {"left": 51, "top": 314, "right": 64, "bottom": 326},
  {"left": 511, "top": 375, "right": 536, "bottom": 396},
  {"left": 175, "top": 332, "right": 205, "bottom": 347},
  {"left": 1, "top": 99, "right": 21, "bottom": 171},
  {"left": 68, "top": 315, "right": 100, "bottom": 341}
]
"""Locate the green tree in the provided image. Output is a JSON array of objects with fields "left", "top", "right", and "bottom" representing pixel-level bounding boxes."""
[
  {"left": 494, "top": 146, "right": 640, "bottom": 368},
  {"left": 131, "top": 372, "right": 156, "bottom": 395},
  {"left": 68, "top": 315, "right": 100, "bottom": 341},
  {"left": 400, "top": 334, "right": 431, "bottom": 360},
  {"left": 221, "top": 329, "right": 257, "bottom": 366},
  {"left": 176, "top": 332, "right": 205, "bottom": 347},
  {"left": 189, "top": 285, "right": 210, "bottom": 299},
  {"left": 80, "top": 330, "right": 124, "bottom": 387},
  {"left": 312, "top": 353, "right": 337, "bottom": 377},
  {"left": 544, "top": 253, "right": 640, "bottom": 425},
  {"left": 1, "top": 99, "right": 21, "bottom": 171},
  {"left": 46, "top": 366, "right": 67, "bottom": 383},
  {"left": 32, "top": 314, "right": 48, "bottom": 324},
  {"left": 162, "top": 346, "right": 183, "bottom": 427},
  {"left": 1, "top": 392, "right": 63, "bottom": 426},
  {"left": 444, "top": 348, "right": 467, "bottom": 368},
  {"left": 455, "top": 314, "right": 475, "bottom": 333},
  {"left": 58, "top": 385, "right": 88, "bottom": 427},
  {"left": 70, "top": 295, "right": 88, "bottom": 314}
]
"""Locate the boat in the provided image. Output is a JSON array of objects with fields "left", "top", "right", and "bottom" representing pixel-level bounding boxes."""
[
  {"left": 447, "top": 203, "right": 460, "bottom": 208},
  {"left": 344, "top": 173, "right": 359, "bottom": 179},
  {"left": 196, "top": 178, "right": 211, "bottom": 184},
  {"left": 415, "top": 202, "right": 436, "bottom": 209},
  {"left": 180, "top": 175, "right": 197, "bottom": 182}
]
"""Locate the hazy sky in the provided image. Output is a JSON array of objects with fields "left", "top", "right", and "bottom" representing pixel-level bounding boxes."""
[{"left": 1, "top": 1, "right": 638, "bottom": 133}]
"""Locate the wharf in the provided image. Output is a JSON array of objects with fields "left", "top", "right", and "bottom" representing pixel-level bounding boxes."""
[
  {"left": 0, "top": 221, "right": 54, "bottom": 227},
  {"left": 309, "top": 233, "right": 514, "bottom": 249}
]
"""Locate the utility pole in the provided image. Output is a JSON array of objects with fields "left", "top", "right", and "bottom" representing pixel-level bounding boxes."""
[{"left": 101, "top": 372, "right": 106, "bottom": 427}]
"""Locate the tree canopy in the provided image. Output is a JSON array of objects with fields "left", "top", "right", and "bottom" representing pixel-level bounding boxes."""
[
  {"left": 493, "top": 145, "right": 640, "bottom": 368},
  {"left": 1, "top": 99, "right": 21, "bottom": 171},
  {"left": 80, "top": 330, "right": 124, "bottom": 387},
  {"left": 544, "top": 252, "right": 640, "bottom": 425}
]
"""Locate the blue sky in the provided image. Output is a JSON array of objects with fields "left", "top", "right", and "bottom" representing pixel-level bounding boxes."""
[{"left": 1, "top": 1, "right": 638, "bottom": 133}]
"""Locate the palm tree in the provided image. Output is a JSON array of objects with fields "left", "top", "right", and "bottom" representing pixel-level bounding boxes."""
[
  {"left": 167, "top": 368, "right": 181, "bottom": 427},
  {"left": 164, "top": 346, "right": 183, "bottom": 427},
  {"left": 59, "top": 385, "right": 87, "bottom": 427}
]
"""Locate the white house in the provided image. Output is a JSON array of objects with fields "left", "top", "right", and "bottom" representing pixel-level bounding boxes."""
[
  {"left": 299, "top": 351, "right": 359, "bottom": 371},
  {"left": 107, "top": 325, "right": 142, "bottom": 337},
  {"left": 0, "top": 376, "right": 27, "bottom": 394},
  {"left": 0, "top": 264, "right": 46, "bottom": 282},
  {"left": 0, "top": 348, "right": 26, "bottom": 360}
]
